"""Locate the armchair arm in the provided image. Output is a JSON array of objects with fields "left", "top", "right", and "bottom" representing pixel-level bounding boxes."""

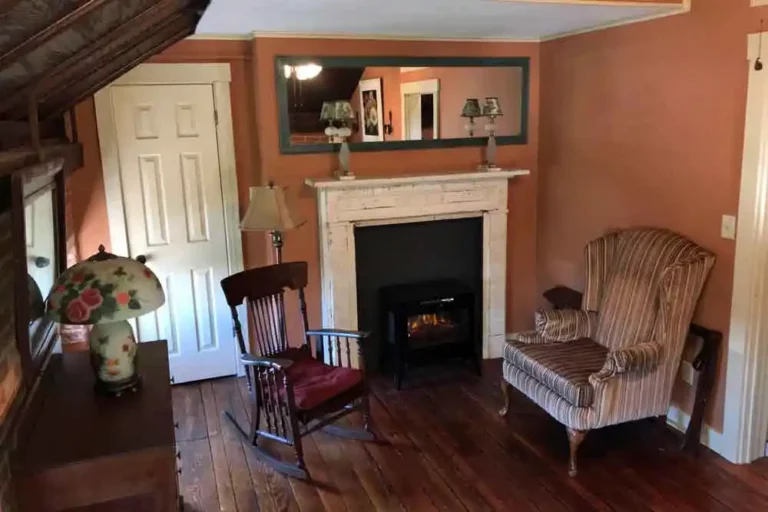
[
  {"left": 590, "top": 340, "right": 664, "bottom": 384},
  {"left": 507, "top": 331, "right": 556, "bottom": 345},
  {"left": 534, "top": 309, "right": 597, "bottom": 342}
]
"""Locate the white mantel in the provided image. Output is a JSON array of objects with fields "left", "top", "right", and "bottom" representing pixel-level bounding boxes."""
[{"left": 305, "top": 169, "right": 530, "bottom": 364}]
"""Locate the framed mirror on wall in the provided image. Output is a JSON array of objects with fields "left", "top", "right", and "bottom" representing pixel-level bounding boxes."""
[
  {"left": 11, "top": 162, "right": 66, "bottom": 379},
  {"left": 276, "top": 56, "right": 530, "bottom": 154}
]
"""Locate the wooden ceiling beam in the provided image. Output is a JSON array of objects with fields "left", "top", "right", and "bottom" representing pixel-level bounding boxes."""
[
  {"left": 0, "top": 0, "right": 112, "bottom": 72},
  {"left": 43, "top": 14, "right": 199, "bottom": 120},
  {"left": 0, "top": 0, "right": 24, "bottom": 17},
  {"left": 0, "top": 0, "right": 184, "bottom": 117}
]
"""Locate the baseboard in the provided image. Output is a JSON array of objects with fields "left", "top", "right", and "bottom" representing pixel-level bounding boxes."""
[{"left": 666, "top": 405, "right": 727, "bottom": 458}]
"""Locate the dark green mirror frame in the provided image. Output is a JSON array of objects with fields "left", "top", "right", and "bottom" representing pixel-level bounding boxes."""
[{"left": 276, "top": 55, "right": 531, "bottom": 155}]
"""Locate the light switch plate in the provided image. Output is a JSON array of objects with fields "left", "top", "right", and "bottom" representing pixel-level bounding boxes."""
[{"left": 721, "top": 215, "right": 737, "bottom": 240}]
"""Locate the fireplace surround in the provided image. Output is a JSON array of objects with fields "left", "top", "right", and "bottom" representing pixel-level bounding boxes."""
[{"left": 305, "top": 170, "right": 529, "bottom": 367}]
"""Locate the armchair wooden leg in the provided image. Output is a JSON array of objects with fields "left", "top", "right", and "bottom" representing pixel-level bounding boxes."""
[
  {"left": 567, "top": 428, "right": 588, "bottom": 477},
  {"left": 499, "top": 380, "right": 512, "bottom": 417}
]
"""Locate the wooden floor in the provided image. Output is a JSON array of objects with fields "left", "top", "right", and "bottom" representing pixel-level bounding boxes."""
[{"left": 172, "top": 360, "right": 768, "bottom": 512}]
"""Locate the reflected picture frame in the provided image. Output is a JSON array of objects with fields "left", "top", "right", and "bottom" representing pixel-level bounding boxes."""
[
  {"left": 358, "top": 78, "right": 385, "bottom": 142},
  {"left": 275, "top": 55, "right": 530, "bottom": 154}
]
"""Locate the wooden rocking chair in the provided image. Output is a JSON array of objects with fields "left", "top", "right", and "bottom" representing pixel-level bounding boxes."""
[{"left": 220, "top": 262, "right": 374, "bottom": 480}]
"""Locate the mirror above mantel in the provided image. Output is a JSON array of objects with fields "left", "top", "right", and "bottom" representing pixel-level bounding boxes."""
[{"left": 276, "top": 56, "right": 530, "bottom": 154}]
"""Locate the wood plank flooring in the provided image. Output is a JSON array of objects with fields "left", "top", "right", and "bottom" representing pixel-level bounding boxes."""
[{"left": 172, "top": 360, "right": 768, "bottom": 511}]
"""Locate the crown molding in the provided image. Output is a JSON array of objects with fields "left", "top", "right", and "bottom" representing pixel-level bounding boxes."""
[
  {"left": 247, "top": 31, "right": 541, "bottom": 43},
  {"left": 541, "top": 0, "right": 689, "bottom": 41},
  {"left": 494, "top": 0, "right": 682, "bottom": 5},
  {"left": 187, "top": 33, "right": 252, "bottom": 41},
  {"left": 189, "top": 0, "right": 689, "bottom": 45}
]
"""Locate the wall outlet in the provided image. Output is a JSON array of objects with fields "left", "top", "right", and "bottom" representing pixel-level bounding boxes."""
[
  {"left": 721, "top": 215, "right": 737, "bottom": 240},
  {"left": 679, "top": 361, "right": 696, "bottom": 385}
]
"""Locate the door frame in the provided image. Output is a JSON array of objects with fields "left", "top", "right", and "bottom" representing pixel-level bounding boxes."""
[
  {"left": 94, "top": 62, "right": 247, "bottom": 377},
  {"left": 721, "top": 32, "right": 768, "bottom": 464},
  {"left": 400, "top": 79, "right": 440, "bottom": 140}
]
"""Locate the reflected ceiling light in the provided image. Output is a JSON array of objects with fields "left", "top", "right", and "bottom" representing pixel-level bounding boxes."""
[{"left": 283, "top": 63, "right": 323, "bottom": 80}]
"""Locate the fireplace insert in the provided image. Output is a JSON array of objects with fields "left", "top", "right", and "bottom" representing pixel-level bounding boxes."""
[{"left": 380, "top": 279, "right": 479, "bottom": 389}]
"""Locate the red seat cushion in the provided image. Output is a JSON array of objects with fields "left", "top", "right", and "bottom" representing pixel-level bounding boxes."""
[{"left": 284, "top": 357, "right": 362, "bottom": 411}]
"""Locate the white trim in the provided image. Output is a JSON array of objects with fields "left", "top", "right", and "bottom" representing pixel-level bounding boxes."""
[
  {"left": 496, "top": 0, "right": 682, "bottom": 5},
  {"left": 187, "top": 33, "right": 253, "bottom": 41},
  {"left": 306, "top": 169, "right": 529, "bottom": 189},
  {"left": 248, "top": 30, "right": 541, "bottom": 43},
  {"left": 400, "top": 79, "right": 440, "bottom": 140},
  {"left": 667, "top": 405, "right": 726, "bottom": 456},
  {"left": 752, "top": 0, "right": 768, "bottom": 6},
  {"left": 540, "top": 0, "right": 690, "bottom": 41},
  {"left": 721, "top": 32, "right": 768, "bottom": 464},
  {"left": 94, "top": 63, "right": 247, "bottom": 377}
]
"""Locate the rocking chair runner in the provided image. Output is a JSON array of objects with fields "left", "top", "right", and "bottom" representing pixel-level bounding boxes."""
[{"left": 220, "top": 262, "right": 374, "bottom": 480}]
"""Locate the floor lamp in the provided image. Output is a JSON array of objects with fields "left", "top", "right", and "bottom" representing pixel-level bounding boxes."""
[{"left": 240, "top": 183, "right": 301, "bottom": 264}]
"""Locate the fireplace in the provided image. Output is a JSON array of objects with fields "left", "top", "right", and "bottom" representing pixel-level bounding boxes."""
[
  {"left": 381, "top": 280, "right": 479, "bottom": 389},
  {"left": 355, "top": 217, "right": 482, "bottom": 381},
  {"left": 305, "top": 170, "right": 528, "bottom": 364}
]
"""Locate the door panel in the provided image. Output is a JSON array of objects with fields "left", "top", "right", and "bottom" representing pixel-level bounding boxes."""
[{"left": 109, "top": 84, "right": 236, "bottom": 383}]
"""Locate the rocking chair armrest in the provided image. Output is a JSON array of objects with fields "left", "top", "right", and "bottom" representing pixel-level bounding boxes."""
[
  {"left": 240, "top": 354, "right": 294, "bottom": 371},
  {"left": 306, "top": 328, "right": 371, "bottom": 341}
]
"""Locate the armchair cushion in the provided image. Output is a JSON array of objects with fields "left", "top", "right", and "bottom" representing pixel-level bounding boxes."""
[
  {"left": 534, "top": 309, "right": 597, "bottom": 342},
  {"left": 283, "top": 357, "right": 362, "bottom": 411},
  {"left": 590, "top": 341, "right": 664, "bottom": 384},
  {"left": 504, "top": 338, "right": 607, "bottom": 407}
]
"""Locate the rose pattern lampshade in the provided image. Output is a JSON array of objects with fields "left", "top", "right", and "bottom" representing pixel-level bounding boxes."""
[{"left": 46, "top": 246, "right": 165, "bottom": 395}]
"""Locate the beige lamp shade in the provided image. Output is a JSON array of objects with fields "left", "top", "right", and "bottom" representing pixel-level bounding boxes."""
[
  {"left": 45, "top": 247, "right": 165, "bottom": 325},
  {"left": 240, "top": 185, "right": 301, "bottom": 232},
  {"left": 482, "top": 97, "right": 503, "bottom": 117}
]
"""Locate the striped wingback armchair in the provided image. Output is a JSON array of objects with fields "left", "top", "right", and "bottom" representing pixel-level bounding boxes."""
[{"left": 501, "top": 228, "right": 715, "bottom": 476}]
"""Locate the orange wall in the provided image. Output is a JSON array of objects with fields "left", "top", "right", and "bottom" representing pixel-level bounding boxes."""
[
  {"left": 539, "top": 0, "right": 768, "bottom": 431},
  {"left": 252, "top": 37, "right": 540, "bottom": 333}
]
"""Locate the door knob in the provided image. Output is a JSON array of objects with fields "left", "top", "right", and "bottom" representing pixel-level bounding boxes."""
[
  {"left": 33, "top": 256, "right": 51, "bottom": 268},
  {"left": 136, "top": 255, "right": 147, "bottom": 264}
]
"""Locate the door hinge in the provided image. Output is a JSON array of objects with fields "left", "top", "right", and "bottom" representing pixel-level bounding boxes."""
[{"left": 214, "top": 109, "right": 219, "bottom": 125}]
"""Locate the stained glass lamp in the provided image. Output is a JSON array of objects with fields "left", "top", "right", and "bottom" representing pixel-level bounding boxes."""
[{"left": 45, "top": 246, "right": 165, "bottom": 395}]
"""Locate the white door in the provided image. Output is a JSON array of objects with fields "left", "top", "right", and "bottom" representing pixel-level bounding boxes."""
[
  {"left": 404, "top": 93, "right": 423, "bottom": 141},
  {"left": 107, "top": 84, "right": 236, "bottom": 383},
  {"left": 25, "top": 190, "right": 56, "bottom": 297}
]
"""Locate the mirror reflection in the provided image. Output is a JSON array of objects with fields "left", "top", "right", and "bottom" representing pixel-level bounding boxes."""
[
  {"left": 25, "top": 189, "right": 56, "bottom": 356},
  {"left": 284, "top": 65, "right": 524, "bottom": 146}
]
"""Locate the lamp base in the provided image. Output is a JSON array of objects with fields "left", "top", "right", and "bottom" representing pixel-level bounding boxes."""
[
  {"left": 334, "top": 171, "right": 356, "bottom": 181},
  {"left": 90, "top": 320, "right": 140, "bottom": 397}
]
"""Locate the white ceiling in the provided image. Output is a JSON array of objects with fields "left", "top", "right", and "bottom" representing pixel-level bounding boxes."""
[{"left": 195, "top": 0, "right": 685, "bottom": 41}]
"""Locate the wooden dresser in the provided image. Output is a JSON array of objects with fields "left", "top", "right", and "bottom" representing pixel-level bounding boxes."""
[{"left": 14, "top": 342, "right": 180, "bottom": 511}]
